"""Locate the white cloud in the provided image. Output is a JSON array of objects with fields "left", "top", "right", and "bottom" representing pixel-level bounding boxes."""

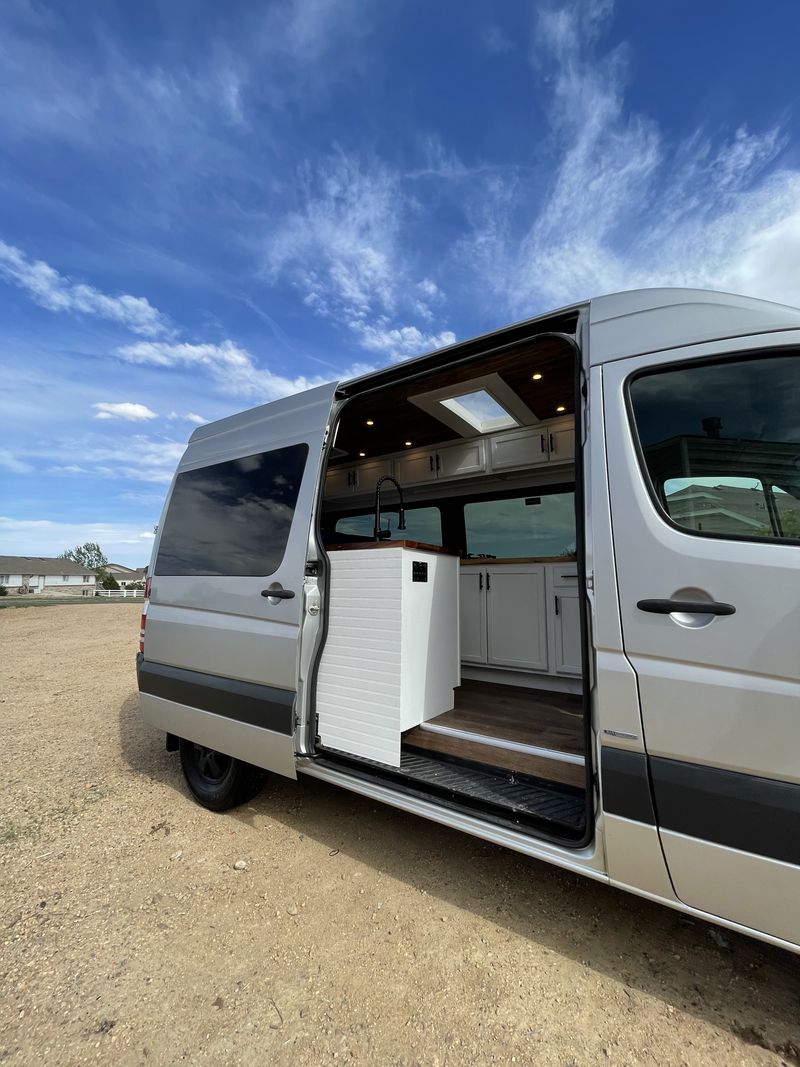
[
  {"left": 0, "top": 449, "right": 34, "bottom": 474},
  {"left": 463, "top": 0, "right": 800, "bottom": 314},
  {"left": 354, "top": 322, "right": 457, "bottom": 361},
  {"left": 265, "top": 151, "right": 454, "bottom": 358},
  {"left": 0, "top": 241, "right": 172, "bottom": 337},
  {"left": 0, "top": 516, "right": 157, "bottom": 564},
  {"left": 116, "top": 338, "right": 371, "bottom": 401},
  {"left": 168, "top": 411, "right": 208, "bottom": 425},
  {"left": 92, "top": 401, "right": 158, "bottom": 422}
]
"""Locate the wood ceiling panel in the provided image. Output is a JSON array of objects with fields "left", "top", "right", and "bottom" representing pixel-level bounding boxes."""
[{"left": 333, "top": 335, "right": 574, "bottom": 463}]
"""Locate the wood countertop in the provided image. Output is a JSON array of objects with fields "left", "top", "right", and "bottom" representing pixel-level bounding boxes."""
[
  {"left": 326, "top": 540, "right": 458, "bottom": 556},
  {"left": 460, "top": 556, "right": 577, "bottom": 566}
]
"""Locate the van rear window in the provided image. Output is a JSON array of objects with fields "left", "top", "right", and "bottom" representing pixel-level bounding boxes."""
[{"left": 155, "top": 444, "right": 309, "bottom": 576}]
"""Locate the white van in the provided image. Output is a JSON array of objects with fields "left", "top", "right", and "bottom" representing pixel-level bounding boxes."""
[{"left": 137, "top": 288, "right": 800, "bottom": 954}]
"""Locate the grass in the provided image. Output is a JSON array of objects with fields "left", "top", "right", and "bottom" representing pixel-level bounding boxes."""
[{"left": 0, "top": 596, "right": 142, "bottom": 609}]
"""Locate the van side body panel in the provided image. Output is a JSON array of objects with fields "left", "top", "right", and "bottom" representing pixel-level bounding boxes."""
[{"left": 140, "top": 382, "right": 338, "bottom": 778}]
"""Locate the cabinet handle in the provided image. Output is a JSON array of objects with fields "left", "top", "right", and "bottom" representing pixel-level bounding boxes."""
[
  {"left": 549, "top": 433, "right": 555, "bottom": 454},
  {"left": 486, "top": 572, "right": 491, "bottom": 591},
  {"left": 435, "top": 453, "right": 441, "bottom": 473},
  {"left": 429, "top": 454, "right": 434, "bottom": 472},
  {"left": 541, "top": 433, "right": 546, "bottom": 453},
  {"left": 554, "top": 594, "right": 560, "bottom": 616},
  {"left": 479, "top": 572, "right": 483, "bottom": 591},
  {"left": 347, "top": 470, "right": 352, "bottom": 487}
]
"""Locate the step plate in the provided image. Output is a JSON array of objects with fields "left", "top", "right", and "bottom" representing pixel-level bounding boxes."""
[{"left": 320, "top": 745, "right": 586, "bottom": 834}]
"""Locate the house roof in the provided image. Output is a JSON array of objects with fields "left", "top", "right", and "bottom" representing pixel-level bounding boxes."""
[
  {"left": 106, "top": 563, "right": 146, "bottom": 577},
  {"left": 0, "top": 555, "right": 95, "bottom": 576}
]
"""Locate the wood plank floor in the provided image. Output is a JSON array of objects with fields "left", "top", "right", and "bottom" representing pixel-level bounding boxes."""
[{"left": 403, "top": 680, "right": 585, "bottom": 789}]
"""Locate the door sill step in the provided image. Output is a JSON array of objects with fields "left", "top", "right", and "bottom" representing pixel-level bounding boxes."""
[
  {"left": 418, "top": 721, "right": 584, "bottom": 766},
  {"left": 316, "top": 746, "right": 586, "bottom": 835}
]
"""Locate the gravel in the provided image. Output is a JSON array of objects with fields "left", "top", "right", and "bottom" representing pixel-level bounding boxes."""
[{"left": 1, "top": 603, "right": 799, "bottom": 1065}]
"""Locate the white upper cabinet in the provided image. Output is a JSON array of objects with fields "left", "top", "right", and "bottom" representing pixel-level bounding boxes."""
[
  {"left": 437, "top": 439, "right": 486, "bottom": 479},
  {"left": 394, "top": 448, "right": 438, "bottom": 486},
  {"left": 354, "top": 457, "right": 393, "bottom": 494},
  {"left": 326, "top": 457, "right": 393, "bottom": 497},
  {"left": 546, "top": 420, "right": 576, "bottom": 464},
  {"left": 490, "top": 427, "right": 549, "bottom": 472},
  {"left": 488, "top": 419, "right": 574, "bottom": 474},
  {"left": 395, "top": 440, "right": 486, "bottom": 486}
]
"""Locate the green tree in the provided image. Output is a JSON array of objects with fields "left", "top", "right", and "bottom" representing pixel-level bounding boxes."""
[
  {"left": 58, "top": 542, "right": 109, "bottom": 572},
  {"left": 100, "top": 573, "right": 120, "bottom": 590}
]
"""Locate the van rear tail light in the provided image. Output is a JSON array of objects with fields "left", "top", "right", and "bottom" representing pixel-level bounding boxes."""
[{"left": 139, "top": 577, "right": 151, "bottom": 653}]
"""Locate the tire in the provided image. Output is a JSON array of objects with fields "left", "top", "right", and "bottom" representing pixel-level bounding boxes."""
[{"left": 178, "top": 738, "right": 268, "bottom": 811}]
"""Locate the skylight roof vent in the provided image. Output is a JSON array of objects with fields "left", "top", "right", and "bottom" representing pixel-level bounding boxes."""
[
  {"left": 408, "top": 372, "right": 538, "bottom": 438},
  {"left": 439, "top": 390, "right": 519, "bottom": 433}
]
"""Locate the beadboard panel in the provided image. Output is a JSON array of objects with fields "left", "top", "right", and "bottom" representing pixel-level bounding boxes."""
[{"left": 316, "top": 551, "right": 404, "bottom": 765}]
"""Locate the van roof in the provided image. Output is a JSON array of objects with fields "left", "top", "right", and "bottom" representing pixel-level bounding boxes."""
[
  {"left": 341, "top": 286, "right": 800, "bottom": 391},
  {"left": 190, "top": 287, "right": 800, "bottom": 442}
]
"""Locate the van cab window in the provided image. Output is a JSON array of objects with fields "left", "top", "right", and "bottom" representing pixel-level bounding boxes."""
[
  {"left": 155, "top": 444, "right": 309, "bottom": 576},
  {"left": 629, "top": 353, "right": 800, "bottom": 542},
  {"left": 464, "top": 492, "right": 576, "bottom": 559},
  {"left": 334, "top": 506, "right": 443, "bottom": 545}
]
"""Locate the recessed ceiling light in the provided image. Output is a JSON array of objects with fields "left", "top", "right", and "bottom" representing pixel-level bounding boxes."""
[
  {"left": 365, "top": 419, "right": 374, "bottom": 426},
  {"left": 359, "top": 451, "right": 366, "bottom": 457},
  {"left": 556, "top": 405, "right": 566, "bottom": 413},
  {"left": 404, "top": 441, "right": 412, "bottom": 447},
  {"left": 532, "top": 373, "right": 543, "bottom": 381}
]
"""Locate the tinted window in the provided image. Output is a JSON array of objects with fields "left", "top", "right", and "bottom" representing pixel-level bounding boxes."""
[
  {"left": 465, "top": 492, "right": 575, "bottom": 559},
  {"left": 629, "top": 353, "right": 800, "bottom": 542},
  {"left": 334, "top": 506, "right": 443, "bottom": 545},
  {"left": 156, "top": 444, "right": 309, "bottom": 576}
]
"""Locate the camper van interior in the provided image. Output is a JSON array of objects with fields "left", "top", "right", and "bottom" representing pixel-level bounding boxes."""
[{"left": 315, "top": 321, "right": 589, "bottom": 843}]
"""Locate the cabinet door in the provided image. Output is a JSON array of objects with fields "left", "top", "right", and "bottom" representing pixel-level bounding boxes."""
[
  {"left": 394, "top": 449, "right": 437, "bottom": 486},
  {"left": 438, "top": 439, "right": 486, "bottom": 479},
  {"left": 553, "top": 589, "right": 582, "bottom": 675},
  {"left": 459, "top": 570, "right": 487, "bottom": 664},
  {"left": 486, "top": 566, "right": 548, "bottom": 671},
  {"left": 489, "top": 428, "right": 549, "bottom": 472},
  {"left": 354, "top": 457, "right": 393, "bottom": 494},
  {"left": 326, "top": 465, "right": 354, "bottom": 497},
  {"left": 547, "top": 423, "right": 575, "bottom": 463}
]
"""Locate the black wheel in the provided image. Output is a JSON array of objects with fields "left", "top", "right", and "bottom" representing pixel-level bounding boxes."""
[{"left": 178, "top": 738, "right": 268, "bottom": 811}]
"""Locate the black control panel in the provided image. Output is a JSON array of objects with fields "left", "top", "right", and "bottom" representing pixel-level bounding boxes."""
[{"left": 412, "top": 561, "right": 428, "bottom": 583}]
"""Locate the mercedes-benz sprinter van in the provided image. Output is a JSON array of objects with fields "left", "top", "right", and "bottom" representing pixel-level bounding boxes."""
[{"left": 137, "top": 288, "right": 800, "bottom": 954}]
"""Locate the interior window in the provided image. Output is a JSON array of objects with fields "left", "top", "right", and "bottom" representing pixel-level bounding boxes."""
[
  {"left": 630, "top": 353, "right": 800, "bottom": 542},
  {"left": 155, "top": 444, "right": 308, "bottom": 576},
  {"left": 464, "top": 492, "right": 576, "bottom": 559},
  {"left": 334, "top": 506, "right": 443, "bottom": 545}
]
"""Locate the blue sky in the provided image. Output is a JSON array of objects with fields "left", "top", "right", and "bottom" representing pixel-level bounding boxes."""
[{"left": 2, "top": 0, "right": 800, "bottom": 566}]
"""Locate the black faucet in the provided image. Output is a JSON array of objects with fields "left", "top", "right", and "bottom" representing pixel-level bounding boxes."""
[{"left": 373, "top": 475, "right": 407, "bottom": 541}]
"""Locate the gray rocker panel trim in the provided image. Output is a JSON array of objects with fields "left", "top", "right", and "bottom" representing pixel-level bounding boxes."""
[
  {"left": 137, "top": 658, "right": 295, "bottom": 735},
  {"left": 651, "top": 756, "right": 800, "bottom": 867},
  {"left": 600, "top": 747, "right": 656, "bottom": 825}
]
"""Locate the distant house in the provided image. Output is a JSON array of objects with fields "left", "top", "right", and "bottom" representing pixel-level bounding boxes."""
[
  {"left": 105, "top": 563, "right": 147, "bottom": 588},
  {"left": 0, "top": 556, "right": 96, "bottom": 597}
]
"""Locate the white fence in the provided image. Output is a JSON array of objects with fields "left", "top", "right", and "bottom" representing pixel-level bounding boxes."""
[{"left": 94, "top": 588, "right": 145, "bottom": 598}]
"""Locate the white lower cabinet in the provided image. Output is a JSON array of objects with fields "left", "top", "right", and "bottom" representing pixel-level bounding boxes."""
[
  {"left": 460, "top": 563, "right": 581, "bottom": 676},
  {"left": 486, "top": 566, "right": 548, "bottom": 671},
  {"left": 553, "top": 587, "right": 582, "bottom": 675},
  {"left": 459, "top": 569, "right": 487, "bottom": 663}
]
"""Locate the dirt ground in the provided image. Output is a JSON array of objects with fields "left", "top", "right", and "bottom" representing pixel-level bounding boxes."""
[{"left": 1, "top": 604, "right": 798, "bottom": 1066}]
